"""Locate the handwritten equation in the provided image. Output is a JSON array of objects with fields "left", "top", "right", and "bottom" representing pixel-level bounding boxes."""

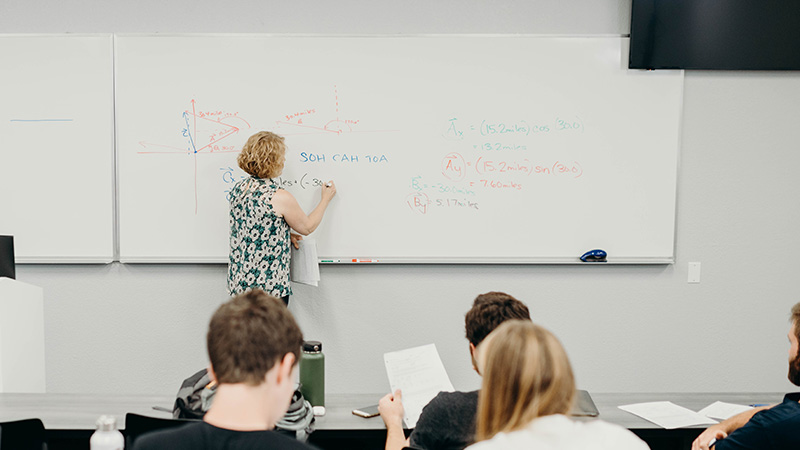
[
  {"left": 472, "top": 142, "right": 528, "bottom": 152},
  {"left": 441, "top": 153, "right": 582, "bottom": 181},
  {"left": 443, "top": 116, "right": 584, "bottom": 140},
  {"left": 406, "top": 192, "right": 479, "bottom": 215},
  {"left": 405, "top": 115, "right": 589, "bottom": 215},
  {"left": 221, "top": 167, "right": 326, "bottom": 201},
  {"left": 410, "top": 177, "right": 477, "bottom": 196}
]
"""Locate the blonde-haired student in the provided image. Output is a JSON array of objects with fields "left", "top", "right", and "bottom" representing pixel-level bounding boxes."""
[{"left": 468, "top": 321, "right": 648, "bottom": 450}]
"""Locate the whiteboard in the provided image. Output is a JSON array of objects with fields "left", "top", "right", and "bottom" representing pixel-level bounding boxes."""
[
  {"left": 0, "top": 35, "right": 114, "bottom": 263},
  {"left": 116, "top": 35, "right": 682, "bottom": 263}
]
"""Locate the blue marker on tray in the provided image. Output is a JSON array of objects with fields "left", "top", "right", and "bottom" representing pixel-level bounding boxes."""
[{"left": 580, "top": 249, "right": 607, "bottom": 262}]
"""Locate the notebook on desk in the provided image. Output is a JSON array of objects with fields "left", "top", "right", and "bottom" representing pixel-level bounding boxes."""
[{"left": 571, "top": 390, "right": 600, "bottom": 417}]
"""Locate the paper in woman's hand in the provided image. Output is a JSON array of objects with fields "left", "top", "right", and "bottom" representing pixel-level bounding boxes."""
[{"left": 290, "top": 238, "right": 320, "bottom": 286}]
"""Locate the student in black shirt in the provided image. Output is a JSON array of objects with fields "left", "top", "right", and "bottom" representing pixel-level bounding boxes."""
[
  {"left": 134, "top": 290, "right": 316, "bottom": 450},
  {"left": 692, "top": 302, "right": 800, "bottom": 450},
  {"left": 378, "top": 292, "right": 532, "bottom": 450}
]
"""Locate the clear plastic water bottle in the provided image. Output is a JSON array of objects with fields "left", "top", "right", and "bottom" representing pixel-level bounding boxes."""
[
  {"left": 90, "top": 415, "right": 124, "bottom": 450},
  {"left": 299, "top": 340, "right": 325, "bottom": 407}
]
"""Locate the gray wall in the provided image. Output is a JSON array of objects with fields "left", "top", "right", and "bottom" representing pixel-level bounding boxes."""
[{"left": 3, "top": 0, "right": 800, "bottom": 396}]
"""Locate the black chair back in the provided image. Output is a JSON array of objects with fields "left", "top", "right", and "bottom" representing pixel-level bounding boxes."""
[
  {"left": 0, "top": 418, "right": 46, "bottom": 450},
  {"left": 124, "top": 413, "right": 197, "bottom": 448}
]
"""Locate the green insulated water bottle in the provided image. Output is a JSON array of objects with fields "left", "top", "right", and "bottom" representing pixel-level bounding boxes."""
[{"left": 299, "top": 340, "right": 325, "bottom": 407}]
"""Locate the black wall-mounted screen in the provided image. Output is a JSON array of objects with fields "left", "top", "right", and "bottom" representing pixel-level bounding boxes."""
[
  {"left": 630, "top": 0, "right": 800, "bottom": 70},
  {"left": 0, "top": 235, "right": 15, "bottom": 279}
]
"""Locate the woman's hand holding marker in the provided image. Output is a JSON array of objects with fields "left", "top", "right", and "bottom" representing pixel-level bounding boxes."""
[{"left": 322, "top": 180, "right": 337, "bottom": 201}]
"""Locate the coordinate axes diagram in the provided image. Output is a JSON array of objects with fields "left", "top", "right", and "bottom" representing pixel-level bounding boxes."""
[
  {"left": 272, "top": 85, "right": 399, "bottom": 137},
  {"left": 136, "top": 99, "right": 252, "bottom": 214},
  {"left": 137, "top": 99, "right": 251, "bottom": 157}
]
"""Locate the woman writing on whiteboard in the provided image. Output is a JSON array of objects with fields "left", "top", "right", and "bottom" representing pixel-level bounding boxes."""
[{"left": 228, "top": 131, "right": 336, "bottom": 305}]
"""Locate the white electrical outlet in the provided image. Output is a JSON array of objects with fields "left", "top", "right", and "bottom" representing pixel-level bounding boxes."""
[{"left": 688, "top": 262, "right": 701, "bottom": 283}]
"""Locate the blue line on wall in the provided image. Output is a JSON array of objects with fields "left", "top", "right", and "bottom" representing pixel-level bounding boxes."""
[{"left": 10, "top": 119, "right": 74, "bottom": 122}]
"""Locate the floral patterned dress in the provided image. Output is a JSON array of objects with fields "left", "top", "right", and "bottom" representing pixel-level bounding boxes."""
[{"left": 227, "top": 177, "right": 292, "bottom": 298}]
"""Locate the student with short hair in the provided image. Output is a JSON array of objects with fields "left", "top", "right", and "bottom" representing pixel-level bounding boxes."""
[
  {"left": 133, "top": 290, "right": 316, "bottom": 450},
  {"left": 379, "top": 292, "right": 531, "bottom": 450},
  {"left": 468, "top": 321, "right": 647, "bottom": 450}
]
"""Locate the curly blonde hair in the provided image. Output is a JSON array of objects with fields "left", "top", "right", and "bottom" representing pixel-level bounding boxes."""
[{"left": 237, "top": 131, "right": 286, "bottom": 178}]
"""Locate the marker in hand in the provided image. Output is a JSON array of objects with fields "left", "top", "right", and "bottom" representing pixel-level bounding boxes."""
[
  {"left": 323, "top": 180, "right": 337, "bottom": 199},
  {"left": 325, "top": 181, "right": 337, "bottom": 195}
]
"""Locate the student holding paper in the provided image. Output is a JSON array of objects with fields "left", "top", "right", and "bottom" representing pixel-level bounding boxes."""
[
  {"left": 379, "top": 292, "right": 531, "bottom": 450},
  {"left": 228, "top": 131, "right": 336, "bottom": 305},
  {"left": 468, "top": 321, "right": 648, "bottom": 450}
]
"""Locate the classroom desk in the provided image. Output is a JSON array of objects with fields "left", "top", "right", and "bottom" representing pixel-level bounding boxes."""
[
  {"left": 588, "top": 392, "right": 785, "bottom": 450},
  {"left": 0, "top": 392, "right": 786, "bottom": 450}
]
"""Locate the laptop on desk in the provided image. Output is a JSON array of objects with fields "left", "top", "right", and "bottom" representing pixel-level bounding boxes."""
[
  {"left": 571, "top": 390, "right": 600, "bottom": 417},
  {"left": 0, "top": 235, "right": 15, "bottom": 279}
]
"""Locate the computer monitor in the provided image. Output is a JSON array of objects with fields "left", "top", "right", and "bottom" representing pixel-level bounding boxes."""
[{"left": 0, "top": 235, "right": 15, "bottom": 279}]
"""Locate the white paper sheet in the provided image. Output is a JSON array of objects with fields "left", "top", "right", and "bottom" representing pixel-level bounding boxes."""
[
  {"left": 618, "top": 401, "right": 718, "bottom": 429},
  {"left": 698, "top": 401, "right": 754, "bottom": 420},
  {"left": 290, "top": 238, "right": 320, "bottom": 287},
  {"left": 384, "top": 344, "right": 454, "bottom": 428}
]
